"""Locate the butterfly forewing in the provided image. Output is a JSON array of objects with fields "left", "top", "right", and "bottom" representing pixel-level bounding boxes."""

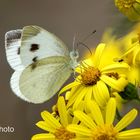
[
  {"left": 20, "top": 25, "right": 69, "bottom": 67},
  {"left": 5, "top": 29, "right": 25, "bottom": 70},
  {"left": 19, "top": 56, "right": 72, "bottom": 103}
]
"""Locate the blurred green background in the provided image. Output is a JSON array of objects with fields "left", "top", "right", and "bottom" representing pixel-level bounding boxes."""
[{"left": 0, "top": 0, "right": 139, "bottom": 140}]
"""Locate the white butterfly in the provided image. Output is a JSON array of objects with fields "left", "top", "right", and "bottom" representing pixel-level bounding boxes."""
[{"left": 5, "top": 25, "right": 79, "bottom": 104}]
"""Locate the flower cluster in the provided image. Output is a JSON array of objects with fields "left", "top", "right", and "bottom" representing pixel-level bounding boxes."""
[{"left": 31, "top": 23, "right": 140, "bottom": 140}]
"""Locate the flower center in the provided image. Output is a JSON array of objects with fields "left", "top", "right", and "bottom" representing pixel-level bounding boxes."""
[
  {"left": 92, "top": 125, "right": 118, "bottom": 140},
  {"left": 80, "top": 66, "right": 101, "bottom": 86},
  {"left": 54, "top": 126, "right": 76, "bottom": 140},
  {"left": 116, "top": 0, "right": 135, "bottom": 10}
]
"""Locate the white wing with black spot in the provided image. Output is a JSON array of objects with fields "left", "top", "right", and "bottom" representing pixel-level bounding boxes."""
[{"left": 20, "top": 25, "right": 69, "bottom": 67}]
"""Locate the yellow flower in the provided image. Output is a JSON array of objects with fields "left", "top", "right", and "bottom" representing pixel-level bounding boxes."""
[
  {"left": 101, "top": 28, "right": 140, "bottom": 85},
  {"left": 67, "top": 98, "right": 140, "bottom": 140},
  {"left": 112, "top": 24, "right": 140, "bottom": 85},
  {"left": 115, "top": 0, "right": 140, "bottom": 21},
  {"left": 99, "top": 29, "right": 140, "bottom": 103},
  {"left": 120, "top": 24, "right": 140, "bottom": 66},
  {"left": 31, "top": 96, "right": 77, "bottom": 140},
  {"left": 60, "top": 43, "right": 129, "bottom": 109}
]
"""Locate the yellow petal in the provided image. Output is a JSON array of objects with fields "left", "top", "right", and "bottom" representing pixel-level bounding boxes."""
[
  {"left": 121, "top": 43, "right": 137, "bottom": 58},
  {"left": 117, "top": 129, "right": 140, "bottom": 140},
  {"left": 115, "top": 109, "right": 138, "bottom": 132},
  {"left": 105, "top": 98, "right": 116, "bottom": 124},
  {"left": 74, "top": 111, "right": 96, "bottom": 129},
  {"left": 84, "top": 87, "right": 93, "bottom": 113},
  {"left": 112, "top": 92, "right": 126, "bottom": 110},
  {"left": 32, "top": 133, "right": 55, "bottom": 140},
  {"left": 41, "top": 111, "right": 61, "bottom": 129},
  {"left": 136, "top": 0, "right": 140, "bottom": 3},
  {"left": 36, "top": 121, "right": 55, "bottom": 133},
  {"left": 72, "top": 103, "right": 84, "bottom": 124},
  {"left": 84, "top": 86, "right": 93, "bottom": 102},
  {"left": 67, "top": 124, "right": 92, "bottom": 136},
  {"left": 127, "top": 67, "right": 140, "bottom": 85},
  {"left": 65, "top": 91, "right": 71, "bottom": 100},
  {"left": 133, "top": 47, "right": 140, "bottom": 65},
  {"left": 72, "top": 117, "right": 80, "bottom": 125},
  {"left": 59, "top": 82, "right": 80, "bottom": 95},
  {"left": 57, "top": 96, "right": 68, "bottom": 127},
  {"left": 93, "top": 81, "right": 110, "bottom": 107},
  {"left": 67, "top": 85, "right": 84, "bottom": 108},
  {"left": 93, "top": 43, "right": 106, "bottom": 68},
  {"left": 100, "top": 75, "right": 128, "bottom": 91},
  {"left": 74, "top": 101, "right": 85, "bottom": 113},
  {"left": 73, "top": 87, "right": 88, "bottom": 110},
  {"left": 101, "top": 63, "right": 129, "bottom": 73},
  {"left": 87, "top": 100, "right": 104, "bottom": 125}
]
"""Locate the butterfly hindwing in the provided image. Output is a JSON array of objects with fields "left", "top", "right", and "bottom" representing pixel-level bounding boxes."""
[
  {"left": 20, "top": 25, "right": 69, "bottom": 67},
  {"left": 18, "top": 56, "right": 72, "bottom": 103},
  {"left": 10, "top": 70, "right": 30, "bottom": 102},
  {"left": 5, "top": 29, "right": 24, "bottom": 70}
]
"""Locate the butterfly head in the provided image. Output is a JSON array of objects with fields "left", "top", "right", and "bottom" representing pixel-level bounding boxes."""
[{"left": 70, "top": 50, "right": 79, "bottom": 69}]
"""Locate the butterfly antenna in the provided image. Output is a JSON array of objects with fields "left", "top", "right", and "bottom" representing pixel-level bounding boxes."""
[
  {"left": 77, "top": 30, "right": 96, "bottom": 56},
  {"left": 77, "top": 42, "right": 92, "bottom": 55},
  {"left": 82, "top": 30, "right": 96, "bottom": 43},
  {"left": 72, "top": 33, "right": 77, "bottom": 51}
]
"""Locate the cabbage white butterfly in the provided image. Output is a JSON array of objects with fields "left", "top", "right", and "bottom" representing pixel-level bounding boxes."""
[{"left": 5, "top": 25, "right": 79, "bottom": 104}]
